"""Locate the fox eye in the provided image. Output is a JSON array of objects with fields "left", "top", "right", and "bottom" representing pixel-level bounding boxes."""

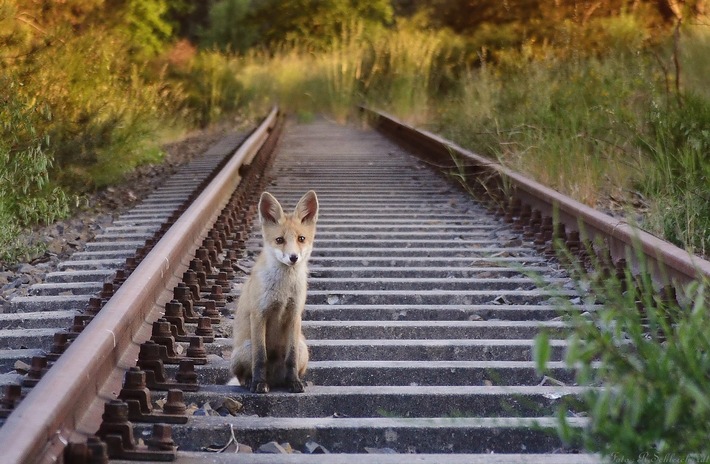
[
  {"left": 298, "top": 236, "right": 306, "bottom": 243},
  {"left": 275, "top": 237, "right": 285, "bottom": 244}
]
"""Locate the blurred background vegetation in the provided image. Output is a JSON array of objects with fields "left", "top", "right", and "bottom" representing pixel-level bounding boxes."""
[{"left": 1, "top": 0, "right": 708, "bottom": 261}]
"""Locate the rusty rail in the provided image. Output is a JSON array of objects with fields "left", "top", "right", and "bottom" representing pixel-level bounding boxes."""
[
  {"left": 0, "top": 107, "right": 281, "bottom": 464},
  {"left": 361, "top": 106, "right": 710, "bottom": 289}
]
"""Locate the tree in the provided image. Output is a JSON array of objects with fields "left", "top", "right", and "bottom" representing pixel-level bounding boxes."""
[
  {"left": 200, "top": 0, "right": 254, "bottom": 52},
  {"left": 200, "top": 0, "right": 394, "bottom": 51},
  {"left": 392, "top": 0, "right": 671, "bottom": 46},
  {"left": 106, "top": 0, "right": 173, "bottom": 57}
]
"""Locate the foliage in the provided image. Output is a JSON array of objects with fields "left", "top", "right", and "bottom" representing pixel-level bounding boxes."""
[
  {"left": 1, "top": 0, "right": 182, "bottom": 191},
  {"left": 536, "top": 255, "right": 710, "bottom": 460},
  {"left": 0, "top": 0, "right": 182, "bottom": 263},
  {"left": 232, "top": 19, "right": 450, "bottom": 121},
  {"left": 680, "top": 25, "right": 710, "bottom": 101},
  {"left": 119, "top": 0, "right": 173, "bottom": 58},
  {"left": 395, "top": 0, "right": 669, "bottom": 57},
  {"left": 1, "top": 0, "right": 708, "bottom": 266},
  {"left": 435, "top": 43, "right": 652, "bottom": 207},
  {"left": 199, "top": 0, "right": 394, "bottom": 51},
  {"left": 408, "top": 0, "right": 668, "bottom": 34},
  {"left": 641, "top": 94, "right": 710, "bottom": 193},
  {"left": 39, "top": 33, "right": 174, "bottom": 187},
  {"left": 191, "top": 2, "right": 707, "bottom": 254},
  {"left": 635, "top": 93, "right": 710, "bottom": 255},
  {"left": 199, "top": 0, "right": 253, "bottom": 53},
  {"left": 0, "top": 77, "right": 71, "bottom": 263},
  {"left": 427, "top": 14, "right": 709, "bottom": 255},
  {"left": 0, "top": 78, "right": 69, "bottom": 224},
  {"left": 172, "top": 49, "right": 245, "bottom": 127}
]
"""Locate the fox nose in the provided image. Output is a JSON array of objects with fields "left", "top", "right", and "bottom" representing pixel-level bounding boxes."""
[{"left": 289, "top": 254, "right": 299, "bottom": 264}]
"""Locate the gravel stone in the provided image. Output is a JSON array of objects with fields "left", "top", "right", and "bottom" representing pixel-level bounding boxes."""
[
  {"left": 304, "top": 441, "right": 331, "bottom": 454},
  {"left": 365, "top": 447, "right": 399, "bottom": 454},
  {"left": 257, "top": 441, "right": 290, "bottom": 454}
]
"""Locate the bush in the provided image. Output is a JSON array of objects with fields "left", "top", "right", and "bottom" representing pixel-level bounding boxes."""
[
  {"left": 0, "top": 77, "right": 70, "bottom": 263},
  {"left": 0, "top": 0, "right": 186, "bottom": 262},
  {"left": 637, "top": 93, "right": 710, "bottom": 255},
  {"left": 173, "top": 49, "right": 245, "bottom": 127},
  {"left": 536, "top": 253, "right": 710, "bottom": 460},
  {"left": 25, "top": 30, "right": 182, "bottom": 189},
  {"left": 231, "top": 20, "right": 453, "bottom": 122},
  {"left": 1, "top": 0, "right": 185, "bottom": 191}
]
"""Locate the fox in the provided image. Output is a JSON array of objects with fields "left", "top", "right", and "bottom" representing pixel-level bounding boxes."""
[{"left": 229, "top": 190, "right": 319, "bottom": 393}]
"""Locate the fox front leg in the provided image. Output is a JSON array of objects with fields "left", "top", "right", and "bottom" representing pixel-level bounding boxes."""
[
  {"left": 283, "top": 312, "right": 306, "bottom": 393},
  {"left": 284, "top": 343, "right": 305, "bottom": 393},
  {"left": 250, "top": 314, "right": 269, "bottom": 394},
  {"left": 251, "top": 357, "right": 269, "bottom": 393}
]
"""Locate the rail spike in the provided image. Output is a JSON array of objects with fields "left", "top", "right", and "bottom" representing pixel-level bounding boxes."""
[
  {"left": 118, "top": 368, "right": 188, "bottom": 425},
  {"left": 137, "top": 341, "right": 199, "bottom": 392}
]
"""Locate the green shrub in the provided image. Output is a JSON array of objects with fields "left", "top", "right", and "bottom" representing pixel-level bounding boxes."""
[
  {"left": 0, "top": 77, "right": 70, "bottom": 263},
  {"left": 199, "top": 0, "right": 254, "bottom": 52},
  {"left": 25, "top": 30, "right": 183, "bottom": 190},
  {"left": 636, "top": 93, "right": 710, "bottom": 255},
  {"left": 232, "top": 20, "right": 451, "bottom": 121},
  {"left": 0, "top": 0, "right": 187, "bottom": 262},
  {"left": 199, "top": 0, "right": 393, "bottom": 52},
  {"left": 536, "top": 253, "right": 710, "bottom": 460},
  {"left": 1, "top": 0, "right": 185, "bottom": 191},
  {"left": 175, "top": 50, "right": 245, "bottom": 127}
]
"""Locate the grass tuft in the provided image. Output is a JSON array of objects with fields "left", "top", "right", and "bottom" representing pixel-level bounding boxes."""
[{"left": 536, "top": 248, "right": 710, "bottom": 459}]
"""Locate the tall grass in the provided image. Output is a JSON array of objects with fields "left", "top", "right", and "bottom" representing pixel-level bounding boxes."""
[
  {"left": 637, "top": 93, "right": 710, "bottom": 256},
  {"left": 3, "top": 6, "right": 707, "bottom": 262},
  {"left": 234, "top": 20, "right": 449, "bottom": 121},
  {"left": 172, "top": 48, "right": 245, "bottom": 127},
  {"left": 428, "top": 20, "right": 709, "bottom": 256},
  {"left": 436, "top": 53, "right": 651, "bottom": 207},
  {"left": 214, "top": 17, "right": 708, "bottom": 254},
  {"left": 0, "top": 77, "right": 71, "bottom": 263},
  {"left": 536, "top": 251, "right": 710, "bottom": 460},
  {"left": 679, "top": 25, "right": 710, "bottom": 101}
]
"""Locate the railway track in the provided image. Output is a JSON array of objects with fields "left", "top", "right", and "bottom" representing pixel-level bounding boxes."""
[{"left": 0, "top": 107, "right": 707, "bottom": 463}]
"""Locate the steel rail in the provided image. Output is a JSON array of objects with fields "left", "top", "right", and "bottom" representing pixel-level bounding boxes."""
[
  {"left": 0, "top": 107, "right": 280, "bottom": 464},
  {"left": 361, "top": 106, "right": 710, "bottom": 288}
]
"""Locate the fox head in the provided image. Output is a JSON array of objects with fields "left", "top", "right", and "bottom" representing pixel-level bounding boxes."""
[{"left": 258, "top": 190, "right": 319, "bottom": 267}]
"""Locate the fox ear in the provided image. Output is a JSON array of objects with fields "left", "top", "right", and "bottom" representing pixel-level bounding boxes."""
[
  {"left": 294, "top": 190, "right": 318, "bottom": 224},
  {"left": 259, "top": 192, "right": 283, "bottom": 224}
]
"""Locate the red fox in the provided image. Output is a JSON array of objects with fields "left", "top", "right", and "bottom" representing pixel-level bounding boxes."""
[{"left": 230, "top": 190, "right": 319, "bottom": 393}]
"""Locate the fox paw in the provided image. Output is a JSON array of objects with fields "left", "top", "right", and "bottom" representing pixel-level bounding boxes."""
[
  {"left": 251, "top": 381, "right": 270, "bottom": 394},
  {"left": 289, "top": 380, "right": 306, "bottom": 393}
]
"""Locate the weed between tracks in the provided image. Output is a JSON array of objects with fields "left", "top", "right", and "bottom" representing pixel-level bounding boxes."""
[{"left": 535, "top": 242, "right": 710, "bottom": 461}]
